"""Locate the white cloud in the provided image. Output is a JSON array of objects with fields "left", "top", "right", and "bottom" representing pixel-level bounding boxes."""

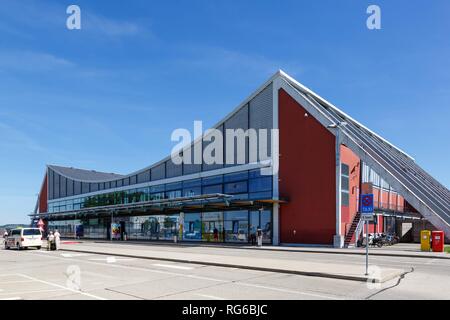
[
  {"left": 0, "top": 0, "right": 151, "bottom": 39},
  {"left": 84, "top": 13, "right": 149, "bottom": 37},
  {"left": 0, "top": 122, "right": 45, "bottom": 153},
  {"left": 0, "top": 51, "right": 75, "bottom": 72},
  {"left": 173, "top": 45, "right": 303, "bottom": 79}
]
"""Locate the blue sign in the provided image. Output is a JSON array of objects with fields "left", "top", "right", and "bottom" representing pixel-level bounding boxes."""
[{"left": 361, "top": 194, "right": 374, "bottom": 213}]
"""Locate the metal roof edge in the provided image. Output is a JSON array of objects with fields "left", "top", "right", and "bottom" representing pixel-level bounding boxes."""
[{"left": 277, "top": 69, "right": 415, "bottom": 161}]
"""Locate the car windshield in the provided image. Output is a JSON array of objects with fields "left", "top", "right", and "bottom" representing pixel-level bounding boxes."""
[{"left": 23, "top": 229, "right": 41, "bottom": 236}]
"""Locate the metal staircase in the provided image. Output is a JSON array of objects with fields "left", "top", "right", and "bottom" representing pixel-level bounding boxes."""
[{"left": 344, "top": 212, "right": 361, "bottom": 247}]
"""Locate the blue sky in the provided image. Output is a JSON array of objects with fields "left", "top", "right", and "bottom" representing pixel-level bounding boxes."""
[{"left": 0, "top": 0, "right": 449, "bottom": 224}]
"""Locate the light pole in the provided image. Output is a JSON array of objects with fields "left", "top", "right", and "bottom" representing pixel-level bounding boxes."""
[{"left": 328, "top": 121, "right": 348, "bottom": 248}]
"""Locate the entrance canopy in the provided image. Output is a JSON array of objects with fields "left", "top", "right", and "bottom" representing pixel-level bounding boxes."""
[{"left": 29, "top": 193, "right": 282, "bottom": 221}]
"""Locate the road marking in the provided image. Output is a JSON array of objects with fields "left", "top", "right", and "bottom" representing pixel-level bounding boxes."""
[
  {"left": 153, "top": 263, "right": 193, "bottom": 270},
  {"left": 88, "top": 257, "right": 136, "bottom": 263},
  {"left": 195, "top": 294, "right": 225, "bottom": 300},
  {"left": 236, "top": 282, "right": 343, "bottom": 300},
  {"left": 61, "top": 253, "right": 91, "bottom": 258},
  {"left": 1, "top": 297, "right": 22, "bottom": 300},
  {"left": 0, "top": 280, "right": 35, "bottom": 285},
  {"left": 15, "top": 274, "right": 107, "bottom": 300},
  {"left": 0, "top": 288, "right": 66, "bottom": 296},
  {"left": 29, "top": 251, "right": 226, "bottom": 283}
]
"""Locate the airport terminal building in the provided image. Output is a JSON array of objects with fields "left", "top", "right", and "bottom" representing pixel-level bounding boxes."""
[{"left": 31, "top": 71, "right": 450, "bottom": 247}]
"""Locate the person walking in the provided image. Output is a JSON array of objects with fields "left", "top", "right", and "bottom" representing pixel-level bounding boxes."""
[
  {"left": 3, "top": 230, "right": 8, "bottom": 246},
  {"left": 54, "top": 229, "right": 61, "bottom": 250},
  {"left": 47, "top": 231, "right": 55, "bottom": 251}
]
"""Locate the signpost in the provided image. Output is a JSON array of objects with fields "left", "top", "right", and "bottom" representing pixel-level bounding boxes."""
[{"left": 360, "top": 194, "right": 374, "bottom": 276}]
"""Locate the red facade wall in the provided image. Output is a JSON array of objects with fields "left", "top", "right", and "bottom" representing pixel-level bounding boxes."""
[
  {"left": 38, "top": 175, "right": 48, "bottom": 213},
  {"left": 340, "top": 146, "right": 361, "bottom": 236},
  {"left": 381, "top": 190, "right": 389, "bottom": 210},
  {"left": 278, "top": 89, "right": 336, "bottom": 244}
]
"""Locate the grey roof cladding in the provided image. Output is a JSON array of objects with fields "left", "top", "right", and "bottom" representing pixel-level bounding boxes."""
[{"left": 48, "top": 165, "right": 124, "bottom": 182}]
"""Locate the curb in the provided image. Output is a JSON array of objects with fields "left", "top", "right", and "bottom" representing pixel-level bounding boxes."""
[
  {"left": 61, "top": 247, "right": 402, "bottom": 283},
  {"left": 75, "top": 240, "right": 450, "bottom": 260}
]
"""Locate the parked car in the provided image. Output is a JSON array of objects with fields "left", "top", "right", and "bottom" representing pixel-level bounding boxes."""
[{"left": 5, "top": 228, "right": 43, "bottom": 250}]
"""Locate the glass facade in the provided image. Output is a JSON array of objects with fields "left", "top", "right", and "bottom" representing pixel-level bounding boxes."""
[
  {"left": 46, "top": 209, "right": 273, "bottom": 243},
  {"left": 45, "top": 168, "right": 274, "bottom": 243},
  {"left": 48, "top": 169, "right": 273, "bottom": 213}
]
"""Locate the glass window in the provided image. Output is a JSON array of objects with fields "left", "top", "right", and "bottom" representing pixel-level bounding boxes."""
[
  {"left": 341, "top": 176, "right": 349, "bottom": 191},
  {"left": 150, "top": 184, "right": 165, "bottom": 193},
  {"left": 223, "top": 210, "right": 248, "bottom": 243},
  {"left": 249, "top": 191, "right": 272, "bottom": 200},
  {"left": 224, "top": 171, "right": 248, "bottom": 183},
  {"left": 224, "top": 181, "right": 248, "bottom": 194},
  {"left": 342, "top": 191, "right": 349, "bottom": 206},
  {"left": 166, "top": 190, "right": 182, "bottom": 199},
  {"left": 201, "top": 212, "right": 223, "bottom": 242},
  {"left": 249, "top": 177, "right": 272, "bottom": 192},
  {"left": 183, "top": 179, "right": 201, "bottom": 188},
  {"left": 202, "top": 175, "right": 223, "bottom": 186},
  {"left": 137, "top": 187, "right": 149, "bottom": 202},
  {"left": 202, "top": 184, "right": 222, "bottom": 194},
  {"left": 341, "top": 163, "right": 349, "bottom": 176},
  {"left": 183, "top": 186, "right": 201, "bottom": 197},
  {"left": 183, "top": 213, "right": 201, "bottom": 241},
  {"left": 149, "top": 192, "right": 164, "bottom": 201},
  {"left": 166, "top": 182, "right": 182, "bottom": 191},
  {"left": 23, "top": 229, "right": 41, "bottom": 236},
  {"left": 249, "top": 168, "right": 264, "bottom": 179},
  {"left": 260, "top": 210, "right": 272, "bottom": 243}
]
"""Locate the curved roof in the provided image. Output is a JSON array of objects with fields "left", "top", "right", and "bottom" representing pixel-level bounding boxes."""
[{"left": 48, "top": 165, "right": 124, "bottom": 182}]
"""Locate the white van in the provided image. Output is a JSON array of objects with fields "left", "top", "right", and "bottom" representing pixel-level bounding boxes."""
[{"left": 5, "top": 228, "right": 43, "bottom": 250}]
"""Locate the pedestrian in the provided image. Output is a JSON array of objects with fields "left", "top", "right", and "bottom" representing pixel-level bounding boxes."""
[
  {"left": 54, "top": 229, "right": 61, "bottom": 250},
  {"left": 251, "top": 233, "right": 256, "bottom": 245},
  {"left": 47, "top": 231, "right": 55, "bottom": 251},
  {"left": 213, "top": 227, "right": 219, "bottom": 242},
  {"left": 3, "top": 230, "right": 8, "bottom": 246}
]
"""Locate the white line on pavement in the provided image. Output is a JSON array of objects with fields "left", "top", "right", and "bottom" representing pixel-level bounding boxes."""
[
  {"left": 27, "top": 251, "right": 226, "bottom": 283},
  {"left": 1, "top": 297, "right": 22, "bottom": 300},
  {"left": 88, "top": 257, "right": 136, "bottom": 263},
  {"left": 15, "top": 274, "right": 107, "bottom": 300},
  {"left": 23, "top": 250, "right": 345, "bottom": 299},
  {"left": 0, "top": 280, "right": 35, "bottom": 285},
  {"left": 61, "top": 253, "right": 92, "bottom": 258},
  {"left": 195, "top": 294, "right": 225, "bottom": 300},
  {"left": 153, "top": 264, "right": 193, "bottom": 270},
  {"left": 0, "top": 288, "right": 66, "bottom": 296},
  {"left": 236, "top": 282, "right": 343, "bottom": 300}
]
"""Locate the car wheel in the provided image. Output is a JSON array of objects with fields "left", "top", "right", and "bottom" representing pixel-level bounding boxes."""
[{"left": 36, "top": 246, "right": 41, "bottom": 250}]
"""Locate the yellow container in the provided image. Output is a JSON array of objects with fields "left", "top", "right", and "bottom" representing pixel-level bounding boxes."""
[{"left": 420, "top": 230, "right": 431, "bottom": 251}]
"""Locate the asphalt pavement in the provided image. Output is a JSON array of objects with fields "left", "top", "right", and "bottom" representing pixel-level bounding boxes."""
[{"left": 1, "top": 242, "right": 449, "bottom": 300}]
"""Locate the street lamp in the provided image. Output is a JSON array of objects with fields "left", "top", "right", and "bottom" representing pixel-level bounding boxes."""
[{"left": 327, "top": 121, "right": 348, "bottom": 248}]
